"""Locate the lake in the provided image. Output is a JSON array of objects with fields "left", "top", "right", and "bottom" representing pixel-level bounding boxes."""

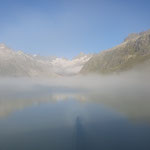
[{"left": 0, "top": 76, "right": 150, "bottom": 150}]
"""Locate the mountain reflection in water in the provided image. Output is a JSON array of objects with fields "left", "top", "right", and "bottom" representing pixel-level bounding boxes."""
[{"left": 0, "top": 77, "right": 150, "bottom": 150}]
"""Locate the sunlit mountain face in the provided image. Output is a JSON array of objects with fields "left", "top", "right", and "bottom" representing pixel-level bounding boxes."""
[
  {"left": 1, "top": 29, "right": 150, "bottom": 78},
  {"left": 50, "top": 52, "right": 92, "bottom": 76},
  {"left": 0, "top": 44, "right": 92, "bottom": 77},
  {"left": 81, "top": 29, "right": 150, "bottom": 74}
]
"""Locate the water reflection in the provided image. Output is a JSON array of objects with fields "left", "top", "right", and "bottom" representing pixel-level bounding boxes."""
[
  {"left": 0, "top": 94, "right": 150, "bottom": 150},
  {"left": 0, "top": 77, "right": 150, "bottom": 150},
  {"left": 74, "top": 116, "right": 89, "bottom": 150},
  {"left": 0, "top": 88, "right": 150, "bottom": 123}
]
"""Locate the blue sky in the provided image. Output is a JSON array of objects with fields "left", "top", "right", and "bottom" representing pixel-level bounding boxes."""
[{"left": 0, "top": 0, "right": 150, "bottom": 58}]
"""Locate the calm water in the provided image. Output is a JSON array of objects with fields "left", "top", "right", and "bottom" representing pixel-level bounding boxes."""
[{"left": 0, "top": 78, "right": 150, "bottom": 150}]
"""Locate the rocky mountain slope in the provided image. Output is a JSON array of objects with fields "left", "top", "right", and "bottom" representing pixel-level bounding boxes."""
[
  {"left": 51, "top": 52, "right": 92, "bottom": 76},
  {"left": 0, "top": 44, "right": 91, "bottom": 77},
  {"left": 80, "top": 29, "right": 150, "bottom": 74},
  {"left": 0, "top": 44, "right": 57, "bottom": 77}
]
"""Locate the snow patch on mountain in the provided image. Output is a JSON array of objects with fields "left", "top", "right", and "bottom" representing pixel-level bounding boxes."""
[
  {"left": 51, "top": 53, "right": 92, "bottom": 76},
  {"left": 0, "top": 43, "right": 92, "bottom": 77}
]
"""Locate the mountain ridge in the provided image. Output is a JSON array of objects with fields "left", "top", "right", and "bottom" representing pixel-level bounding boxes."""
[
  {"left": 1, "top": 28, "right": 150, "bottom": 77},
  {"left": 80, "top": 29, "right": 150, "bottom": 74},
  {"left": 0, "top": 44, "right": 91, "bottom": 77}
]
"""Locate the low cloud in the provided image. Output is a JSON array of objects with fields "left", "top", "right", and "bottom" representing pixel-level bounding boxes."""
[{"left": 0, "top": 70, "right": 150, "bottom": 122}]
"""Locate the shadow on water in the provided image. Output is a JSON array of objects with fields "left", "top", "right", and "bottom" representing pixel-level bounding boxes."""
[
  {"left": 74, "top": 116, "right": 91, "bottom": 150},
  {"left": 1, "top": 76, "right": 150, "bottom": 150}
]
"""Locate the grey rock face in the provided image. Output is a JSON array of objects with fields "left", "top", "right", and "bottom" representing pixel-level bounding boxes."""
[
  {"left": 0, "top": 44, "right": 56, "bottom": 77},
  {"left": 80, "top": 29, "right": 150, "bottom": 74}
]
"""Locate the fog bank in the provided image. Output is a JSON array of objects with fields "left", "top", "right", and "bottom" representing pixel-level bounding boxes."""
[{"left": 0, "top": 71, "right": 150, "bottom": 122}]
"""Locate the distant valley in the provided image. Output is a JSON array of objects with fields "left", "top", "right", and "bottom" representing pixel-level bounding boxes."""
[
  {"left": 0, "top": 29, "right": 150, "bottom": 77},
  {"left": 0, "top": 44, "right": 92, "bottom": 77}
]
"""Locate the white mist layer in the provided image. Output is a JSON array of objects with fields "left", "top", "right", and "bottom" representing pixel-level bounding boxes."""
[{"left": 0, "top": 70, "right": 150, "bottom": 122}]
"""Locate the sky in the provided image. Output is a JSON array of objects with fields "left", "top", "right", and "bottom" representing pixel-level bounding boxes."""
[{"left": 0, "top": 0, "right": 150, "bottom": 59}]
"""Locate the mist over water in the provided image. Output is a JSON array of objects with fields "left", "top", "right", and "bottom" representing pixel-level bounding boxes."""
[{"left": 0, "top": 71, "right": 150, "bottom": 150}]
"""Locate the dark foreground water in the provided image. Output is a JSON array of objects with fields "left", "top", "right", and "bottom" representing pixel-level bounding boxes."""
[{"left": 0, "top": 77, "right": 150, "bottom": 150}]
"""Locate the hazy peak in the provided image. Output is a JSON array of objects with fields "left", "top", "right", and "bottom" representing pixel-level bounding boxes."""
[
  {"left": 0, "top": 43, "right": 6, "bottom": 48},
  {"left": 74, "top": 52, "right": 86, "bottom": 59},
  {"left": 81, "top": 28, "right": 150, "bottom": 74},
  {"left": 124, "top": 33, "right": 139, "bottom": 42},
  {"left": 124, "top": 29, "right": 150, "bottom": 42}
]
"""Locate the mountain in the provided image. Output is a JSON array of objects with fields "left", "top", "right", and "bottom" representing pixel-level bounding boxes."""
[
  {"left": 0, "top": 44, "right": 91, "bottom": 77},
  {"left": 80, "top": 29, "right": 150, "bottom": 74},
  {"left": 0, "top": 44, "right": 57, "bottom": 77},
  {"left": 51, "top": 52, "right": 92, "bottom": 76},
  {"left": 2, "top": 28, "right": 150, "bottom": 77}
]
